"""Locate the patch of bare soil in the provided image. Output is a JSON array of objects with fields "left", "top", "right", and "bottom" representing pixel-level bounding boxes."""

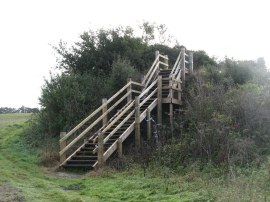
[
  {"left": 41, "top": 166, "right": 83, "bottom": 178},
  {"left": 0, "top": 184, "right": 25, "bottom": 202}
]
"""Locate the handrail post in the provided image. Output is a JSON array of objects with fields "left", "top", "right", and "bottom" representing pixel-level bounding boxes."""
[
  {"left": 59, "top": 132, "right": 67, "bottom": 164},
  {"left": 147, "top": 108, "right": 151, "bottom": 141},
  {"left": 98, "top": 131, "right": 104, "bottom": 168},
  {"left": 157, "top": 76, "right": 162, "bottom": 126},
  {"left": 118, "top": 138, "right": 123, "bottom": 158},
  {"left": 181, "top": 47, "right": 186, "bottom": 87},
  {"left": 164, "top": 55, "right": 169, "bottom": 70},
  {"left": 189, "top": 51, "right": 193, "bottom": 74},
  {"left": 169, "top": 75, "right": 173, "bottom": 99},
  {"left": 135, "top": 96, "right": 141, "bottom": 148},
  {"left": 127, "top": 78, "right": 132, "bottom": 102},
  {"left": 155, "top": 50, "right": 159, "bottom": 59},
  {"left": 102, "top": 98, "right": 108, "bottom": 126}
]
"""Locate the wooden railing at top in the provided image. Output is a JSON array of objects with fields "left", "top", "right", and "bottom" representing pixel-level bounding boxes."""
[
  {"left": 170, "top": 47, "right": 193, "bottom": 86},
  {"left": 59, "top": 79, "right": 143, "bottom": 164},
  {"left": 141, "top": 51, "right": 169, "bottom": 90}
]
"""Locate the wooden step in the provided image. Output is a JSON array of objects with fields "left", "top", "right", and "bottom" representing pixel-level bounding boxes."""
[
  {"left": 72, "top": 156, "right": 97, "bottom": 160},
  {"left": 62, "top": 164, "right": 94, "bottom": 168},
  {"left": 66, "top": 160, "right": 96, "bottom": 165}
]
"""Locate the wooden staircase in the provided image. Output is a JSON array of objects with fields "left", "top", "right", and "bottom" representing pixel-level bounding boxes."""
[{"left": 59, "top": 48, "right": 193, "bottom": 169}]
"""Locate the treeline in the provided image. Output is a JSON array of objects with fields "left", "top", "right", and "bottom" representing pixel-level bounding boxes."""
[{"left": 0, "top": 106, "right": 39, "bottom": 114}]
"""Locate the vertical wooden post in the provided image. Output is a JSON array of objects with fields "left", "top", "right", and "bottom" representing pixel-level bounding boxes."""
[
  {"left": 135, "top": 96, "right": 141, "bottom": 148},
  {"left": 102, "top": 98, "right": 108, "bottom": 126},
  {"left": 155, "top": 50, "right": 160, "bottom": 72},
  {"left": 157, "top": 76, "right": 162, "bottom": 126},
  {"left": 147, "top": 108, "right": 151, "bottom": 141},
  {"left": 189, "top": 51, "right": 193, "bottom": 74},
  {"left": 155, "top": 50, "right": 159, "bottom": 59},
  {"left": 98, "top": 131, "right": 104, "bottom": 168},
  {"left": 118, "top": 138, "right": 123, "bottom": 158},
  {"left": 181, "top": 47, "right": 186, "bottom": 87},
  {"left": 164, "top": 55, "right": 169, "bottom": 70},
  {"left": 127, "top": 78, "right": 132, "bottom": 102},
  {"left": 178, "top": 81, "right": 182, "bottom": 101},
  {"left": 169, "top": 75, "right": 173, "bottom": 99},
  {"left": 170, "top": 102, "right": 174, "bottom": 133},
  {"left": 60, "top": 132, "right": 67, "bottom": 164}
]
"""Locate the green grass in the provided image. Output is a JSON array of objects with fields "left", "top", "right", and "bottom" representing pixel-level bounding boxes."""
[
  {"left": 0, "top": 114, "right": 270, "bottom": 201},
  {"left": 0, "top": 113, "right": 32, "bottom": 128}
]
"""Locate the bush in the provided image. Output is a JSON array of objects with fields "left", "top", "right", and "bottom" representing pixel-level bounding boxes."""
[{"left": 153, "top": 73, "right": 270, "bottom": 170}]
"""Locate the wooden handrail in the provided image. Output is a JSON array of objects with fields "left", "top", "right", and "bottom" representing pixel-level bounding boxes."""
[
  {"left": 101, "top": 100, "right": 135, "bottom": 134},
  {"left": 139, "top": 88, "right": 157, "bottom": 107},
  {"left": 159, "top": 54, "right": 169, "bottom": 60},
  {"left": 142, "top": 57, "right": 159, "bottom": 85},
  {"left": 144, "top": 62, "right": 159, "bottom": 88},
  {"left": 103, "top": 109, "right": 135, "bottom": 143},
  {"left": 159, "top": 61, "right": 169, "bottom": 67},
  {"left": 171, "top": 51, "right": 182, "bottom": 75},
  {"left": 131, "top": 81, "right": 144, "bottom": 87},
  {"left": 139, "top": 79, "right": 158, "bottom": 99},
  {"left": 60, "top": 81, "right": 133, "bottom": 143}
]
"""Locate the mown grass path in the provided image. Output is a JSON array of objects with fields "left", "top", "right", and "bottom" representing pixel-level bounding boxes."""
[{"left": 0, "top": 114, "right": 269, "bottom": 201}]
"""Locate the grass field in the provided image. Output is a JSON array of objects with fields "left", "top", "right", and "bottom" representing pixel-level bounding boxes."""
[
  {"left": 0, "top": 113, "right": 32, "bottom": 128},
  {"left": 0, "top": 114, "right": 270, "bottom": 201}
]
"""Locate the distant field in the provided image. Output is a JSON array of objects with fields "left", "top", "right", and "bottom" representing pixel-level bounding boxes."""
[{"left": 0, "top": 113, "right": 31, "bottom": 128}]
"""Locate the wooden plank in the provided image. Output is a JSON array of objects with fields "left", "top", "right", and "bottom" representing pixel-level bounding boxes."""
[
  {"left": 139, "top": 88, "right": 157, "bottom": 107},
  {"left": 139, "top": 110, "right": 147, "bottom": 122},
  {"left": 59, "top": 94, "right": 133, "bottom": 156},
  {"left": 172, "top": 98, "right": 182, "bottom": 105},
  {"left": 127, "top": 78, "right": 132, "bottom": 102},
  {"left": 147, "top": 108, "right": 151, "bottom": 141},
  {"left": 60, "top": 81, "right": 132, "bottom": 143},
  {"left": 118, "top": 138, "right": 123, "bottom": 158},
  {"left": 159, "top": 61, "right": 169, "bottom": 67},
  {"left": 98, "top": 131, "right": 104, "bottom": 168},
  {"left": 135, "top": 96, "right": 141, "bottom": 148},
  {"left": 144, "top": 62, "right": 159, "bottom": 88},
  {"left": 131, "top": 90, "right": 141, "bottom": 94},
  {"left": 120, "top": 123, "right": 135, "bottom": 141},
  {"left": 102, "top": 101, "right": 134, "bottom": 133},
  {"left": 103, "top": 109, "right": 135, "bottom": 143},
  {"left": 131, "top": 81, "right": 144, "bottom": 87},
  {"left": 139, "top": 79, "right": 158, "bottom": 99},
  {"left": 162, "top": 98, "right": 172, "bottom": 103},
  {"left": 159, "top": 54, "right": 168, "bottom": 60},
  {"left": 59, "top": 132, "right": 67, "bottom": 164},
  {"left": 171, "top": 51, "right": 181, "bottom": 74},
  {"left": 142, "top": 57, "right": 159, "bottom": 85},
  {"left": 157, "top": 76, "right": 162, "bottom": 125},
  {"left": 189, "top": 51, "right": 193, "bottom": 74},
  {"left": 102, "top": 98, "right": 108, "bottom": 126},
  {"left": 148, "top": 99, "right": 157, "bottom": 111},
  {"left": 181, "top": 47, "right": 186, "bottom": 86},
  {"left": 103, "top": 141, "right": 117, "bottom": 161},
  {"left": 172, "top": 78, "right": 182, "bottom": 83}
]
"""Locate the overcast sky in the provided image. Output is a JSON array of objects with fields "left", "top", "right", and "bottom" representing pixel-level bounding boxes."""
[{"left": 0, "top": 0, "right": 269, "bottom": 108}]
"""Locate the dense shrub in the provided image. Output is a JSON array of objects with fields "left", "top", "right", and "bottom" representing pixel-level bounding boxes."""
[{"left": 154, "top": 71, "right": 270, "bottom": 169}]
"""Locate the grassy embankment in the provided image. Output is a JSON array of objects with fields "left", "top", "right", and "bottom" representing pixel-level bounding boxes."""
[{"left": 0, "top": 113, "right": 270, "bottom": 201}]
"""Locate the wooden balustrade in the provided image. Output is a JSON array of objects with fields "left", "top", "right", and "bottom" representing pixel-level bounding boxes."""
[{"left": 59, "top": 80, "right": 142, "bottom": 164}]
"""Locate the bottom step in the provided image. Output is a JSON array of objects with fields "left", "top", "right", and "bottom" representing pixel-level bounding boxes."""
[{"left": 62, "top": 164, "right": 94, "bottom": 168}]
